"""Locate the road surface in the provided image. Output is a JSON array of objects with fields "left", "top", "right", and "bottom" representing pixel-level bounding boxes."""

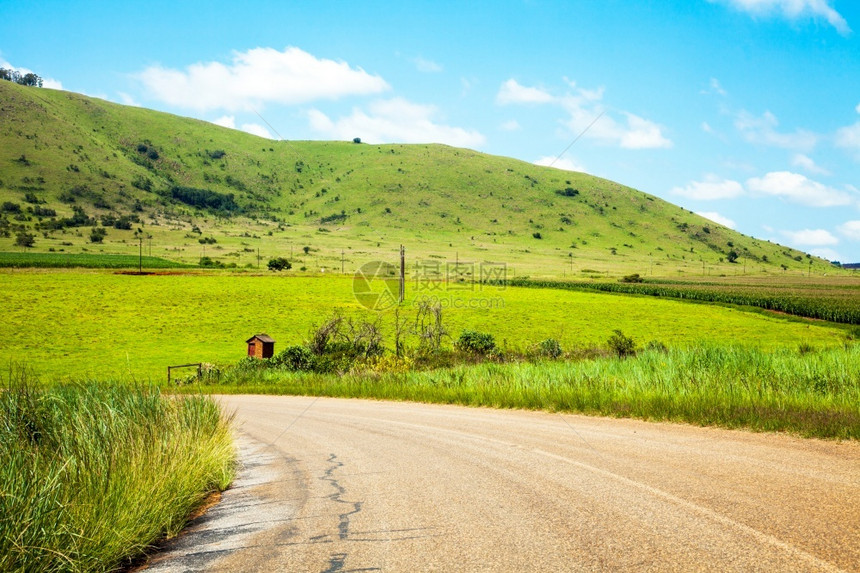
[{"left": 144, "top": 396, "right": 860, "bottom": 572}]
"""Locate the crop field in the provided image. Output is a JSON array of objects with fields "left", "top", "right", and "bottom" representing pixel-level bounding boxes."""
[
  {"left": 509, "top": 274, "right": 860, "bottom": 324},
  {"left": 0, "top": 270, "right": 850, "bottom": 383},
  {"left": 0, "top": 251, "right": 189, "bottom": 269}
]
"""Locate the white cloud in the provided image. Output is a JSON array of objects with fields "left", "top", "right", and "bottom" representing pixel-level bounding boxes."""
[
  {"left": 835, "top": 122, "right": 860, "bottom": 158},
  {"left": 500, "top": 119, "right": 521, "bottom": 131},
  {"left": 496, "top": 79, "right": 554, "bottom": 105},
  {"left": 671, "top": 175, "right": 745, "bottom": 200},
  {"left": 0, "top": 59, "right": 62, "bottom": 89},
  {"left": 702, "top": 121, "right": 714, "bottom": 134},
  {"left": 137, "top": 46, "right": 389, "bottom": 112},
  {"left": 838, "top": 220, "right": 860, "bottom": 240},
  {"left": 696, "top": 211, "right": 737, "bottom": 229},
  {"left": 497, "top": 78, "right": 671, "bottom": 149},
  {"left": 707, "top": 78, "right": 727, "bottom": 96},
  {"left": 780, "top": 228, "right": 839, "bottom": 245},
  {"left": 791, "top": 153, "right": 830, "bottom": 175},
  {"left": 533, "top": 156, "right": 587, "bottom": 173},
  {"left": 413, "top": 56, "right": 443, "bottom": 73},
  {"left": 734, "top": 110, "right": 817, "bottom": 151},
  {"left": 117, "top": 92, "right": 140, "bottom": 107},
  {"left": 212, "top": 115, "right": 236, "bottom": 129},
  {"left": 713, "top": 0, "right": 850, "bottom": 34},
  {"left": 308, "top": 97, "right": 485, "bottom": 148},
  {"left": 241, "top": 123, "right": 273, "bottom": 139},
  {"left": 209, "top": 115, "right": 272, "bottom": 138},
  {"left": 809, "top": 248, "right": 844, "bottom": 262},
  {"left": 746, "top": 171, "right": 853, "bottom": 207},
  {"left": 856, "top": 103, "right": 860, "bottom": 114}
]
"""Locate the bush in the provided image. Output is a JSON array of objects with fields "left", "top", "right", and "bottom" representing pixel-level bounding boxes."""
[
  {"left": 620, "top": 273, "right": 644, "bottom": 283},
  {"left": 272, "top": 345, "right": 315, "bottom": 371},
  {"left": 267, "top": 257, "right": 292, "bottom": 271},
  {"left": 14, "top": 232, "right": 35, "bottom": 248},
  {"left": 607, "top": 330, "right": 637, "bottom": 358},
  {"left": 535, "top": 338, "right": 563, "bottom": 359},
  {"left": 89, "top": 227, "right": 107, "bottom": 243},
  {"left": 455, "top": 330, "right": 497, "bottom": 355}
]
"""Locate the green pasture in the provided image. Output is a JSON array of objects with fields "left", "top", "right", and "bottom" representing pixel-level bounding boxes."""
[{"left": 1, "top": 270, "right": 847, "bottom": 382}]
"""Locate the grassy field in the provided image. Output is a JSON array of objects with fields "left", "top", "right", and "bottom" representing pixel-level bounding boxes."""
[
  {"left": 192, "top": 344, "right": 860, "bottom": 439},
  {"left": 0, "top": 270, "right": 849, "bottom": 383},
  {"left": 0, "top": 380, "right": 235, "bottom": 572}
]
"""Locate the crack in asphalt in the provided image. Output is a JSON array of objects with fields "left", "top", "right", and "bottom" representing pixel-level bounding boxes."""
[{"left": 318, "top": 453, "right": 381, "bottom": 573}]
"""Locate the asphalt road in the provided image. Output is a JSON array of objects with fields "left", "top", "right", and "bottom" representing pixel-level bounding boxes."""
[{"left": 144, "top": 396, "right": 860, "bottom": 572}]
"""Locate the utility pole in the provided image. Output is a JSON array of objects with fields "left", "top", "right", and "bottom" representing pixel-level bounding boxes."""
[
  {"left": 399, "top": 244, "right": 405, "bottom": 303},
  {"left": 341, "top": 249, "right": 345, "bottom": 274},
  {"left": 257, "top": 247, "right": 261, "bottom": 269}
]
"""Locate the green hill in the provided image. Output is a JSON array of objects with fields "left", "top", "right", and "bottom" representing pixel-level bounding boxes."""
[{"left": 0, "top": 80, "right": 830, "bottom": 277}]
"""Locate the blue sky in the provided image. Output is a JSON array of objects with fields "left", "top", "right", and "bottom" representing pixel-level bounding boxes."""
[{"left": 2, "top": 0, "right": 860, "bottom": 262}]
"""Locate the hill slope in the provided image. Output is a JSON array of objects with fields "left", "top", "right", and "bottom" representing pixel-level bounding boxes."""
[{"left": 0, "top": 81, "right": 829, "bottom": 277}]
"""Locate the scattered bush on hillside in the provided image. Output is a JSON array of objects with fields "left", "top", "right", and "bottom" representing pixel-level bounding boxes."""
[
  {"left": 89, "top": 227, "right": 107, "bottom": 243},
  {"left": 1, "top": 202, "right": 21, "bottom": 214},
  {"left": 131, "top": 175, "right": 153, "bottom": 192},
  {"left": 555, "top": 187, "right": 580, "bottom": 197},
  {"left": 727, "top": 250, "right": 739, "bottom": 263},
  {"left": 207, "top": 149, "right": 226, "bottom": 160},
  {"left": 267, "top": 257, "right": 291, "bottom": 271},
  {"left": 619, "top": 273, "right": 644, "bottom": 283},
  {"left": 14, "top": 231, "right": 35, "bottom": 248},
  {"left": 170, "top": 186, "right": 239, "bottom": 213},
  {"left": 320, "top": 212, "right": 347, "bottom": 224},
  {"left": 0, "top": 68, "right": 42, "bottom": 87}
]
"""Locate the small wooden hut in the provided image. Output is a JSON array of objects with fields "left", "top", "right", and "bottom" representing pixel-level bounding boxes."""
[{"left": 246, "top": 334, "right": 275, "bottom": 359}]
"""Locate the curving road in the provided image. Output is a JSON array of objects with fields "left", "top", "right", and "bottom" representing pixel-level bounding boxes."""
[{"left": 144, "top": 396, "right": 860, "bottom": 572}]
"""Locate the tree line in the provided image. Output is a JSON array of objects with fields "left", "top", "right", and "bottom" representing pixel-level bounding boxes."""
[{"left": 0, "top": 68, "right": 43, "bottom": 87}]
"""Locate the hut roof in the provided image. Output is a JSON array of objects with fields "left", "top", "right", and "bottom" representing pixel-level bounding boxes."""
[{"left": 246, "top": 333, "right": 276, "bottom": 343}]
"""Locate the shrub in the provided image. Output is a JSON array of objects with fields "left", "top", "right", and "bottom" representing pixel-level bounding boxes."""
[
  {"left": 620, "top": 273, "right": 644, "bottom": 283},
  {"left": 532, "top": 232, "right": 542, "bottom": 239},
  {"left": 1, "top": 202, "right": 21, "bottom": 213},
  {"left": 455, "top": 330, "right": 497, "bottom": 355},
  {"left": 14, "top": 231, "right": 35, "bottom": 248},
  {"left": 727, "top": 250, "right": 739, "bottom": 263},
  {"left": 607, "top": 330, "right": 636, "bottom": 358},
  {"left": 267, "top": 257, "right": 292, "bottom": 271},
  {"left": 535, "top": 338, "right": 563, "bottom": 359},
  {"left": 272, "top": 345, "right": 315, "bottom": 371},
  {"left": 89, "top": 227, "right": 107, "bottom": 243},
  {"left": 555, "top": 187, "right": 580, "bottom": 197}
]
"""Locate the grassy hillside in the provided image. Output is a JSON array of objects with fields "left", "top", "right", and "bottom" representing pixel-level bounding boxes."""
[{"left": 0, "top": 81, "right": 836, "bottom": 277}]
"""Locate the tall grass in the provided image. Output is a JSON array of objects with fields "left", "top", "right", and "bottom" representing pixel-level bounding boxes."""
[
  {"left": 203, "top": 344, "right": 860, "bottom": 439},
  {"left": 0, "top": 380, "right": 235, "bottom": 573}
]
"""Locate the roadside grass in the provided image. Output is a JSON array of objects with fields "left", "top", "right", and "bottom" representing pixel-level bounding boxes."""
[
  {"left": 0, "top": 271, "right": 848, "bottom": 382},
  {"left": 0, "top": 379, "right": 235, "bottom": 573},
  {"left": 193, "top": 343, "right": 860, "bottom": 439}
]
